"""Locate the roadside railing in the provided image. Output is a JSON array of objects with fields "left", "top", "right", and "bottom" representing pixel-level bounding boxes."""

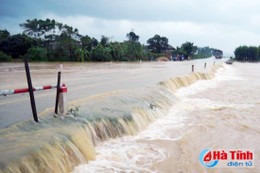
[{"left": 0, "top": 58, "right": 67, "bottom": 122}]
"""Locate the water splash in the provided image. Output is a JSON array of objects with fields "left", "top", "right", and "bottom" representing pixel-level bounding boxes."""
[{"left": 0, "top": 65, "right": 223, "bottom": 173}]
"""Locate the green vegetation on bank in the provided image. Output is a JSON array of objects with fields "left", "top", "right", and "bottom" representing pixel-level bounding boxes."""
[
  {"left": 0, "top": 51, "right": 12, "bottom": 62},
  {"left": 0, "top": 18, "right": 222, "bottom": 62},
  {"left": 234, "top": 46, "right": 260, "bottom": 61}
]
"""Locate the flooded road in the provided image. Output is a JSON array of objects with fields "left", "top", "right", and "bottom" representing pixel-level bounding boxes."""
[
  {"left": 72, "top": 63, "right": 260, "bottom": 173},
  {"left": 1, "top": 58, "right": 259, "bottom": 173},
  {"left": 0, "top": 58, "right": 218, "bottom": 128}
]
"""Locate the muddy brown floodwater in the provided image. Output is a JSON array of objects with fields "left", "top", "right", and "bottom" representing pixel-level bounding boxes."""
[
  {"left": 1, "top": 59, "right": 259, "bottom": 173},
  {"left": 0, "top": 58, "right": 218, "bottom": 128},
  {"left": 72, "top": 63, "right": 260, "bottom": 173}
]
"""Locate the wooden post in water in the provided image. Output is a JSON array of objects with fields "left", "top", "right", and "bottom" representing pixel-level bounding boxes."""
[
  {"left": 204, "top": 63, "right": 207, "bottom": 69},
  {"left": 192, "top": 65, "right": 194, "bottom": 72},
  {"left": 55, "top": 71, "right": 61, "bottom": 114},
  {"left": 24, "top": 57, "right": 38, "bottom": 122}
]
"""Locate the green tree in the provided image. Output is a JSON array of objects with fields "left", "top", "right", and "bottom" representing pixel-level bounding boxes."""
[
  {"left": 54, "top": 33, "right": 78, "bottom": 61},
  {"left": 234, "top": 46, "right": 246, "bottom": 61},
  {"left": 247, "top": 46, "right": 258, "bottom": 61},
  {"left": 91, "top": 43, "right": 112, "bottom": 61},
  {"left": 24, "top": 47, "right": 47, "bottom": 61},
  {"left": 181, "top": 41, "right": 197, "bottom": 59},
  {"left": 20, "top": 18, "right": 57, "bottom": 40},
  {"left": 100, "top": 35, "right": 110, "bottom": 47},
  {"left": 142, "top": 45, "right": 153, "bottom": 60},
  {"left": 147, "top": 34, "right": 168, "bottom": 53},
  {"left": 20, "top": 18, "right": 80, "bottom": 60},
  {"left": 0, "top": 51, "right": 12, "bottom": 62},
  {"left": 80, "top": 35, "right": 93, "bottom": 51},
  {"left": 125, "top": 32, "right": 143, "bottom": 61},
  {"left": 59, "top": 24, "right": 80, "bottom": 40},
  {"left": 0, "top": 34, "right": 36, "bottom": 58},
  {"left": 75, "top": 48, "right": 85, "bottom": 62},
  {"left": 0, "top": 29, "right": 10, "bottom": 42},
  {"left": 256, "top": 46, "right": 260, "bottom": 61},
  {"left": 110, "top": 42, "right": 127, "bottom": 61},
  {"left": 126, "top": 42, "right": 143, "bottom": 61},
  {"left": 234, "top": 46, "right": 259, "bottom": 61},
  {"left": 49, "top": 47, "right": 68, "bottom": 61},
  {"left": 126, "top": 31, "right": 139, "bottom": 42},
  {"left": 173, "top": 46, "right": 186, "bottom": 56},
  {"left": 92, "top": 37, "right": 98, "bottom": 47},
  {"left": 197, "top": 47, "right": 212, "bottom": 57}
]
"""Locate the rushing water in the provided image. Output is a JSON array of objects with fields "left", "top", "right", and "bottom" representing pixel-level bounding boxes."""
[
  {"left": 0, "top": 62, "right": 259, "bottom": 173},
  {"left": 72, "top": 63, "right": 260, "bottom": 173},
  {"left": 0, "top": 59, "right": 216, "bottom": 128}
]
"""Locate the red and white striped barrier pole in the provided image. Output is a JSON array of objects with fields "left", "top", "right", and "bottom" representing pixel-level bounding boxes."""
[
  {"left": 0, "top": 84, "right": 66, "bottom": 96},
  {"left": 1, "top": 83, "right": 68, "bottom": 116}
]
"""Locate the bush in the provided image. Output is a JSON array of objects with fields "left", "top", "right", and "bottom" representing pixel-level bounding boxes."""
[
  {"left": 48, "top": 47, "right": 70, "bottom": 61},
  {"left": 0, "top": 51, "right": 12, "bottom": 62},
  {"left": 91, "top": 44, "right": 112, "bottom": 61},
  {"left": 25, "top": 47, "right": 47, "bottom": 61}
]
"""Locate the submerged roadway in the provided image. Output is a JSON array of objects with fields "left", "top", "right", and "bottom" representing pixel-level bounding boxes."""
[{"left": 0, "top": 57, "right": 223, "bottom": 129}]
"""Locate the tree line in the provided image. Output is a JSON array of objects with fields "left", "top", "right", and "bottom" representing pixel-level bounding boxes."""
[
  {"left": 234, "top": 46, "right": 260, "bottom": 61},
  {"left": 0, "top": 18, "right": 220, "bottom": 62}
]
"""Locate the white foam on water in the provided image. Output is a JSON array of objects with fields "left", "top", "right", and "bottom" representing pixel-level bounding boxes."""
[
  {"left": 72, "top": 137, "right": 168, "bottom": 173},
  {"left": 175, "top": 98, "right": 254, "bottom": 111},
  {"left": 134, "top": 109, "right": 187, "bottom": 141},
  {"left": 175, "top": 64, "right": 253, "bottom": 109},
  {"left": 175, "top": 65, "right": 243, "bottom": 98},
  {"left": 72, "top": 64, "right": 254, "bottom": 173},
  {"left": 136, "top": 65, "right": 252, "bottom": 141}
]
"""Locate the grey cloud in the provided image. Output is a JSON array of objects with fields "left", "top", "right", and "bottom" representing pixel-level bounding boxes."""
[{"left": 1, "top": 0, "right": 260, "bottom": 54}]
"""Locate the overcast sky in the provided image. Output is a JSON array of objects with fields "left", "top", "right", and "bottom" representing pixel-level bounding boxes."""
[{"left": 1, "top": 0, "right": 260, "bottom": 55}]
